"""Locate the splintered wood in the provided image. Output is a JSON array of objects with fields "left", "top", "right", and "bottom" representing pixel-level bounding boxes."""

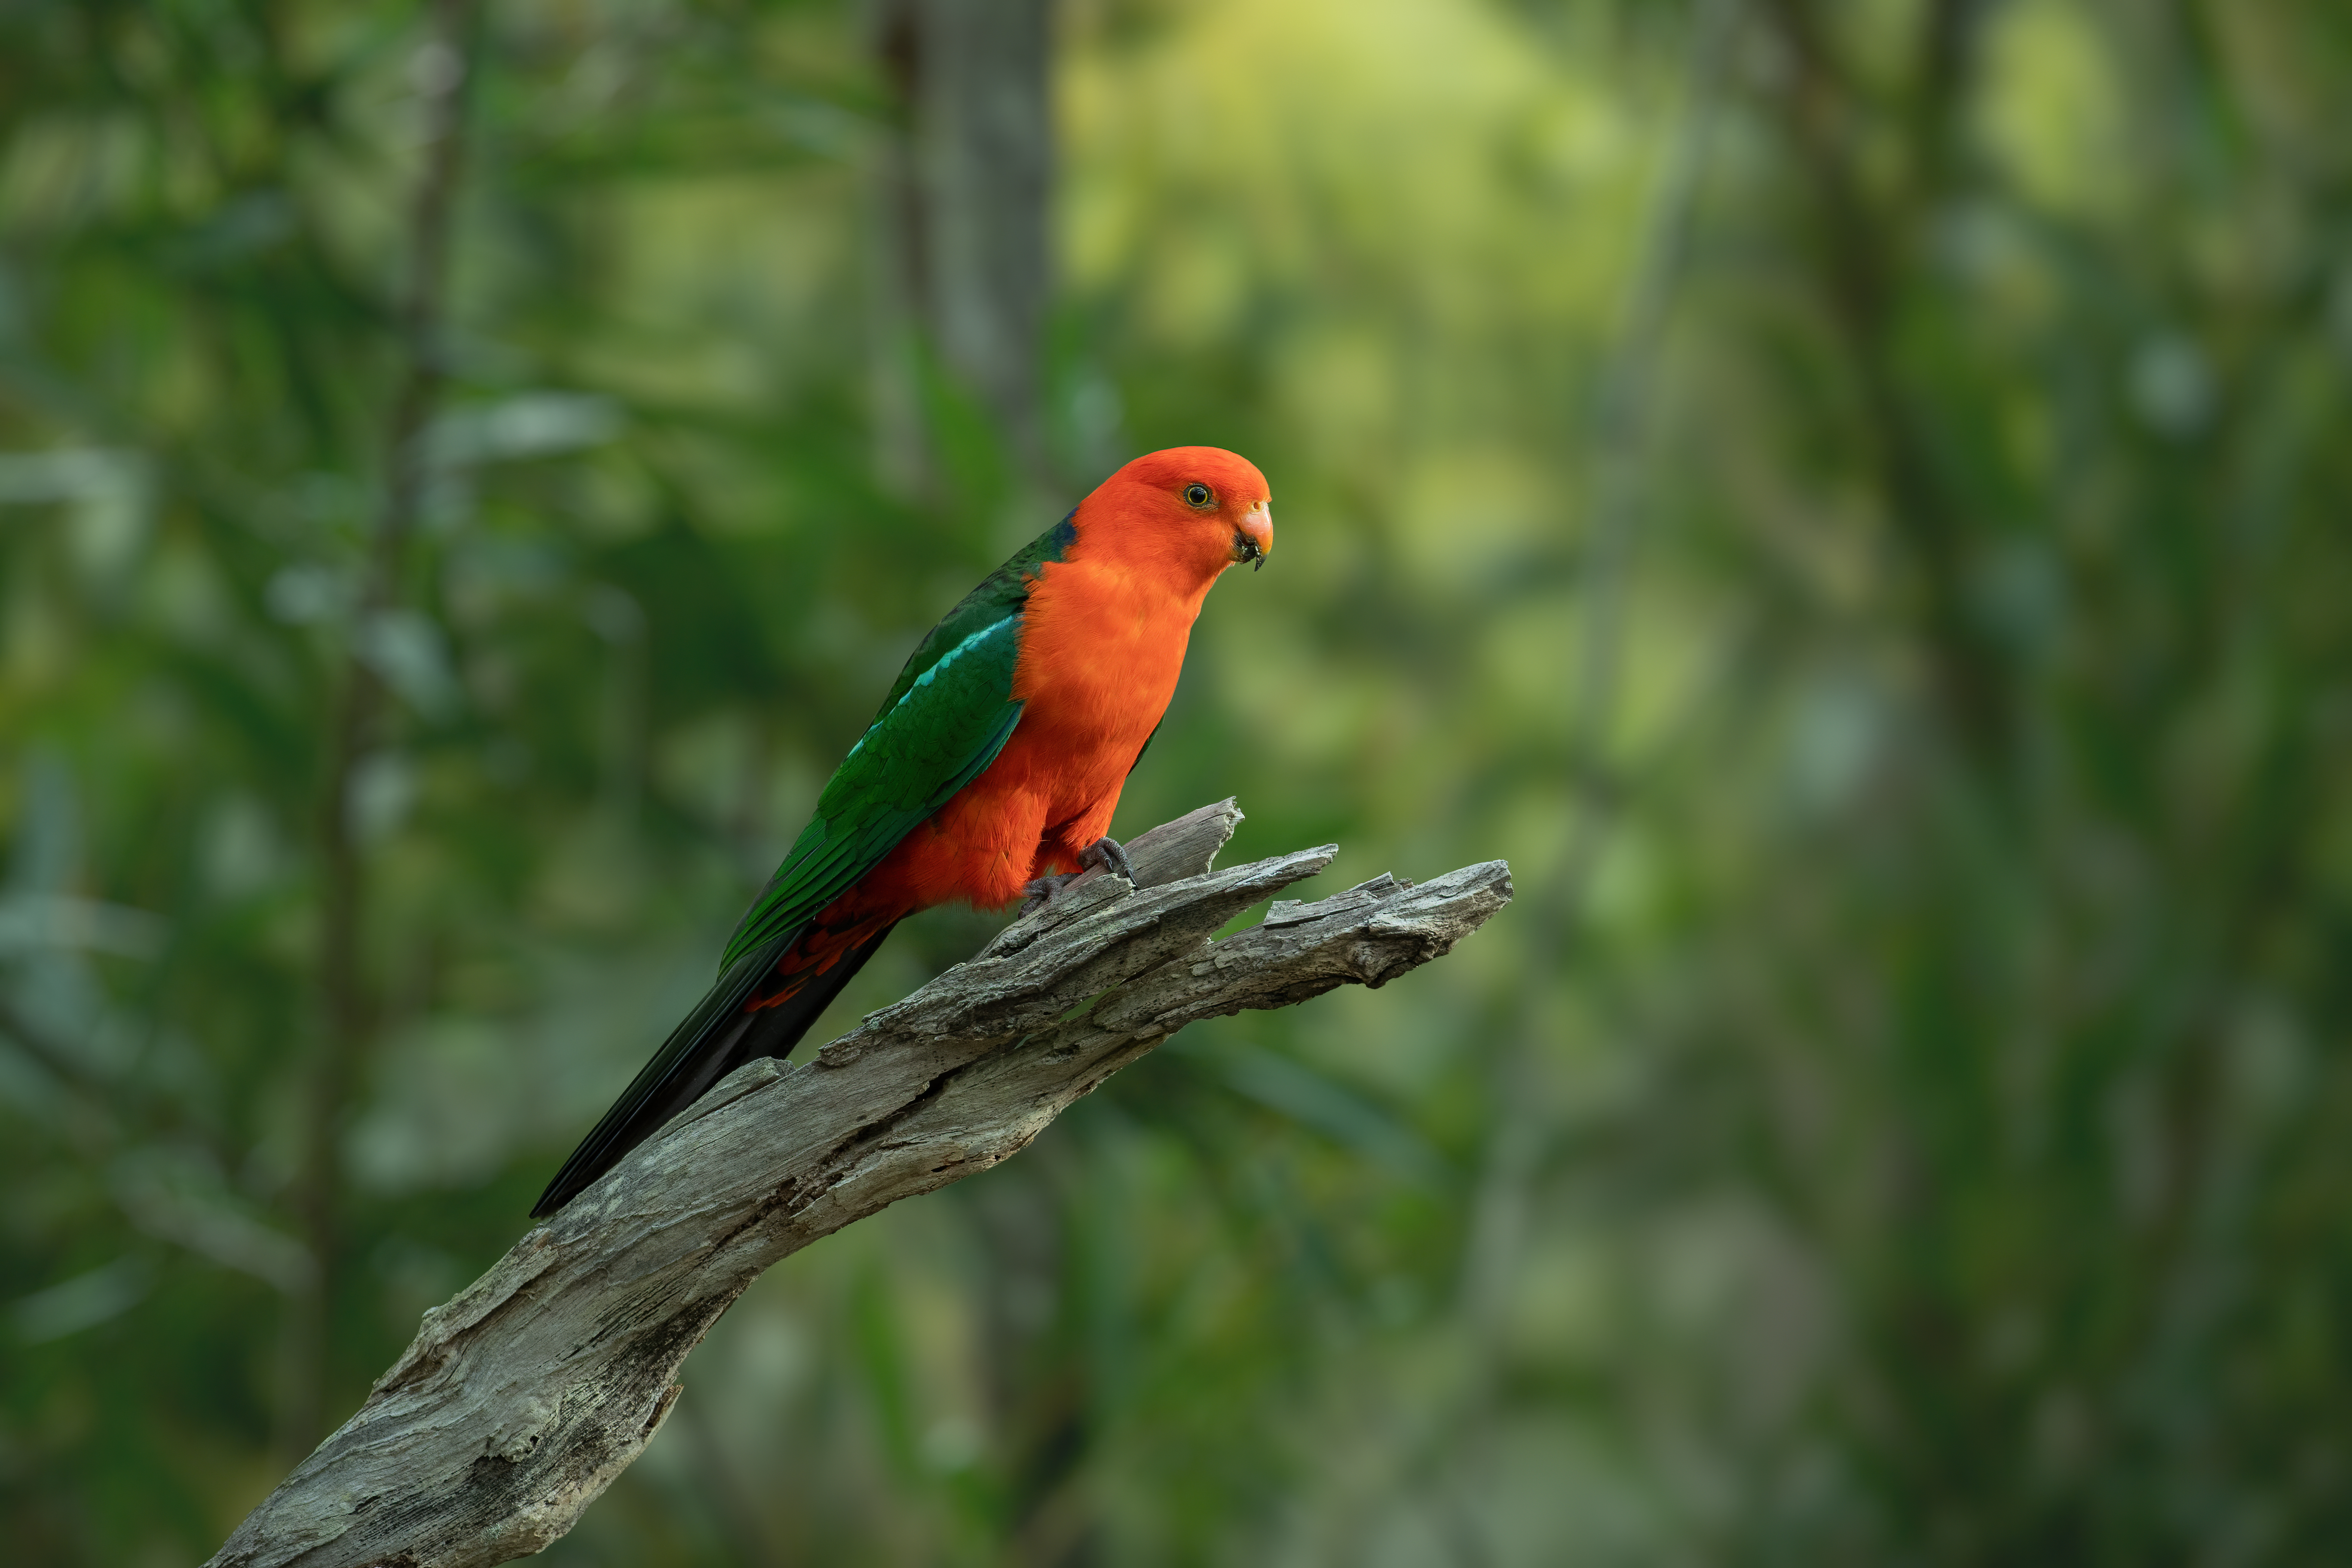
[{"left": 208, "top": 800, "right": 1512, "bottom": 1568}]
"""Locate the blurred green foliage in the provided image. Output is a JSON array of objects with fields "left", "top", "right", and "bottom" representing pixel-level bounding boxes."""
[{"left": 6, "top": 0, "right": 2352, "bottom": 1563}]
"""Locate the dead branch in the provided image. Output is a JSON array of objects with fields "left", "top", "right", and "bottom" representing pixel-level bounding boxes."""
[{"left": 206, "top": 800, "right": 1513, "bottom": 1568}]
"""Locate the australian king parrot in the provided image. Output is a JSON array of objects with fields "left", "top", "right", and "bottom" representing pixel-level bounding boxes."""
[{"left": 532, "top": 447, "right": 1274, "bottom": 1216}]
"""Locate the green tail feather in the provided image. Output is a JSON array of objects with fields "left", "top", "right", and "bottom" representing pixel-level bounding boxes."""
[{"left": 530, "top": 921, "right": 898, "bottom": 1218}]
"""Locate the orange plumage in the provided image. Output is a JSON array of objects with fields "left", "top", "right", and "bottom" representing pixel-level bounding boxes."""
[
  {"left": 534, "top": 446, "right": 1271, "bottom": 1215},
  {"left": 821, "top": 445, "right": 1272, "bottom": 926}
]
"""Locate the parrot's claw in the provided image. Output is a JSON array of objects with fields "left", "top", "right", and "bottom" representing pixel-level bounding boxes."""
[
  {"left": 1019, "top": 837, "right": 1136, "bottom": 914},
  {"left": 1019, "top": 872, "right": 1078, "bottom": 914},
  {"left": 1080, "top": 835, "right": 1136, "bottom": 883}
]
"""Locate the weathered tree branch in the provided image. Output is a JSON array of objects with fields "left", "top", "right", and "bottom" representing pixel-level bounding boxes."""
[{"left": 206, "top": 801, "right": 1513, "bottom": 1568}]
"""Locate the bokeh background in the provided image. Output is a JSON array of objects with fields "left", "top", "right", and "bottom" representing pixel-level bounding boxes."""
[{"left": 7, "top": 0, "right": 2352, "bottom": 1562}]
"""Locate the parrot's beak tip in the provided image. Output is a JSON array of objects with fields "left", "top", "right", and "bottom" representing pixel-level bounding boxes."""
[{"left": 1234, "top": 502, "right": 1272, "bottom": 571}]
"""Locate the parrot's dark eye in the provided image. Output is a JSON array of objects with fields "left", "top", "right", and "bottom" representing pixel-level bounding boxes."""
[{"left": 1183, "top": 483, "right": 1213, "bottom": 508}]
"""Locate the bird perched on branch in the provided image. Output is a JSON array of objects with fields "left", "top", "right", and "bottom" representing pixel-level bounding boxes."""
[{"left": 533, "top": 447, "right": 1274, "bottom": 1216}]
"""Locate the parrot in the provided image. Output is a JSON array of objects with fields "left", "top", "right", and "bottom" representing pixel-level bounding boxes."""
[{"left": 532, "top": 446, "right": 1273, "bottom": 1217}]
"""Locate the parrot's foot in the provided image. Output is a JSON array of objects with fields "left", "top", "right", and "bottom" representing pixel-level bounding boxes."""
[
  {"left": 1018, "top": 837, "right": 1137, "bottom": 914},
  {"left": 1079, "top": 835, "right": 1136, "bottom": 883},
  {"left": 1019, "top": 872, "right": 1077, "bottom": 914}
]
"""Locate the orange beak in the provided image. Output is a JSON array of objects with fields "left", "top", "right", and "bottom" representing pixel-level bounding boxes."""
[{"left": 1232, "top": 502, "right": 1273, "bottom": 570}]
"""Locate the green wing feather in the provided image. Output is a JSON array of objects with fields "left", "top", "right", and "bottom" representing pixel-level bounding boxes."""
[
  {"left": 719, "top": 511, "right": 1074, "bottom": 969},
  {"left": 878, "top": 513, "right": 1075, "bottom": 711},
  {"left": 718, "top": 615, "right": 1024, "bottom": 966}
]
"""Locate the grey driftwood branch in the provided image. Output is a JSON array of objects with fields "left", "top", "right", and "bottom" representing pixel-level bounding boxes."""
[{"left": 207, "top": 800, "right": 1513, "bottom": 1568}]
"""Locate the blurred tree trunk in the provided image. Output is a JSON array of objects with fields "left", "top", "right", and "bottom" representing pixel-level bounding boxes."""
[
  {"left": 870, "top": 0, "right": 1056, "bottom": 496},
  {"left": 1753, "top": 0, "right": 2009, "bottom": 769},
  {"left": 865, "top": 15, "right": 1085, "bottom": 1545},
  {"left": 288, "top": 0, "right": 479, "bottom": 1458}
]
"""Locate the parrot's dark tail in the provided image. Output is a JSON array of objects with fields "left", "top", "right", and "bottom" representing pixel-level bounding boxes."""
[{"left": 530, "top": 919, "right": 900, "bottom": 1219}]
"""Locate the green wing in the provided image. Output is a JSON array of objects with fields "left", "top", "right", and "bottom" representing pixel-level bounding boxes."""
[
  {"left": 877, "top": 512, "right": 1074, "bottom": 712},
  {"left": 718, "top": 511, "right": 1076, "bottom": 969},
  {"left": 718, "top": 614, "right": 1022, "bottom": 966}
]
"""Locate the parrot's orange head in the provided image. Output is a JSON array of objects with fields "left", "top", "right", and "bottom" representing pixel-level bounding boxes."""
[{"left": 1077, "top": 446, "right": 1274, "bottom": 587}]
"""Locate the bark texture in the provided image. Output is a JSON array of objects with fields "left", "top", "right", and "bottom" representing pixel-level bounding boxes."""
[{"left": 206, "top": 801, "right": 1513, "bottom": 1568}]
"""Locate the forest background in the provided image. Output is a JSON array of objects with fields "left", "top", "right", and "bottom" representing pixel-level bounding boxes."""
[{"left": 6, "top": 0, "right": 2352, "bottom": 1564}]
